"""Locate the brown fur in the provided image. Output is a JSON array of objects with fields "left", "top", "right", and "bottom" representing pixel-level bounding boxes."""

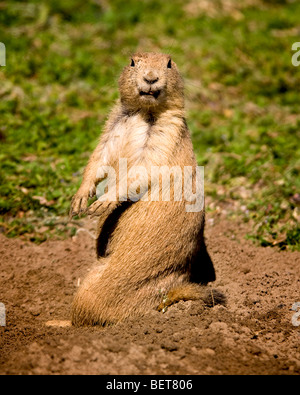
[{"left": 70, "top": 53, "right": 223, "bottom": 326}]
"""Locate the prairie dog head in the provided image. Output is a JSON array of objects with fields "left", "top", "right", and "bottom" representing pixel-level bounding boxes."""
[{"left": 118, "top": 52, "right": 184, "bottom": 113}]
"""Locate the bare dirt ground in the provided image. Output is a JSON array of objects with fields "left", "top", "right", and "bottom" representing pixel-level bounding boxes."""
[{"left": 0, "top": 211, "right": 299, "bottom": 375}]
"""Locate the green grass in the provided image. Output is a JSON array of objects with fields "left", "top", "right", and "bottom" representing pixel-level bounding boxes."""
[{"left": 0, "top": 0, "right": 299, "bottom": 249}]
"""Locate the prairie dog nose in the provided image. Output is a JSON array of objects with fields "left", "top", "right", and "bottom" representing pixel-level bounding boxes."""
[{"left": 143, "top": 70, "right": 159, "bottom": 85}]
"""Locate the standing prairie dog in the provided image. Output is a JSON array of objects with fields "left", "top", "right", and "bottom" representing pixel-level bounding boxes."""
[{"left": 70, "top": 52, "right": 224, "bottom": 326}]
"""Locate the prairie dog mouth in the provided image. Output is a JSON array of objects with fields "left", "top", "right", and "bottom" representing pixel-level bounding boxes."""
[{"left": 139, "top": 90, "right": 161, "bottom": 99}]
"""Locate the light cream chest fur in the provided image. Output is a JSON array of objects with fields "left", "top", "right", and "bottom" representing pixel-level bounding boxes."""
[{"left": 101, "top": 111, "right": 184, "bottom": 169}]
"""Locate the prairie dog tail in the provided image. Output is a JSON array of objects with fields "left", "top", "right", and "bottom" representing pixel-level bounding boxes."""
[{"left": 157, "top": 283, "right": 226, "bottom": 312}]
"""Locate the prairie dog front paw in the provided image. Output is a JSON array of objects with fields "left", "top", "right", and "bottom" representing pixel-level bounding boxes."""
[
  {"left": 70, "top": 184, "right": 96, "bottom": 218},
  {"left": 86, "top": 200, "right": 117, "bottom": 219}
]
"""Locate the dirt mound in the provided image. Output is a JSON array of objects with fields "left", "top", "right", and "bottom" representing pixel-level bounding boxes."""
[{"left": 0, "top": 215, "right": 299, "bottom": 375}]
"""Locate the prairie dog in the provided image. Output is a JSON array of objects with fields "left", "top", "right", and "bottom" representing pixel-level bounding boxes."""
[{"left": 70, "top": 53, "right": 223, "bottom": 326}]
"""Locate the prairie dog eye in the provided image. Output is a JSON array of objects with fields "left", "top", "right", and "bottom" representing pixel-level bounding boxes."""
[
  {"left": 167, "top": 59, "right": 172, "bottom": 69},
  {"left": 130, "top": 59, "right": 135, "bottom": 67}
]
